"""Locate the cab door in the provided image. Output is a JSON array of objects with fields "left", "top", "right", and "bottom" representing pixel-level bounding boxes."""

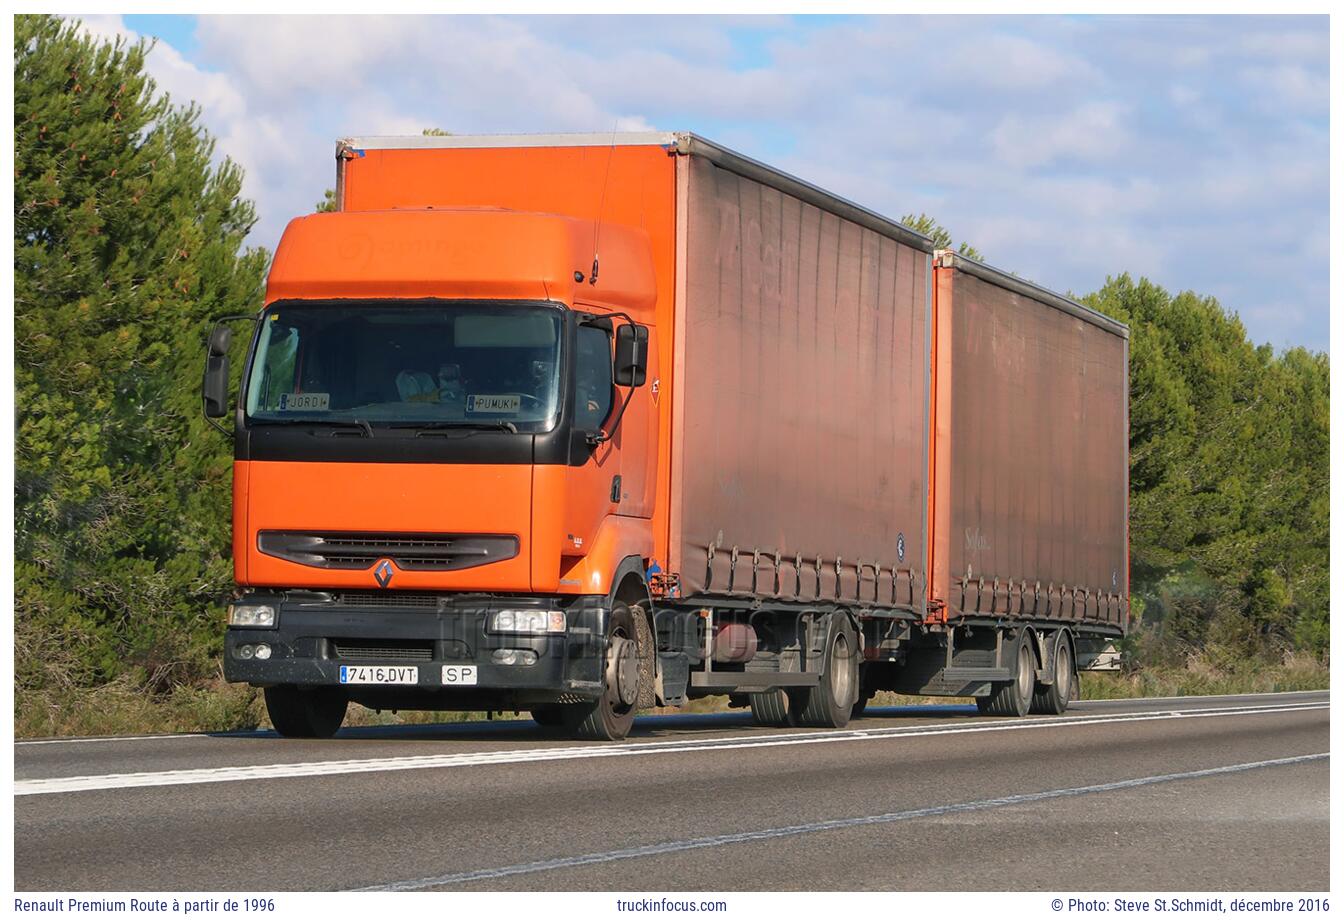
[
  {"left": 562, "top": 319, "right": 621, "bottom": 552},
  {"left": 613, "top": 325, "right": 657, "bottom": 518}
]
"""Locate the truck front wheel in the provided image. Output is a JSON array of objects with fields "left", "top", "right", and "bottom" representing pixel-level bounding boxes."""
[
  {"left": 530, "top": 706, "right": 565, "bottom": 729},
  {"left": 561, "top": 603, "right": 641, "bottom": 741},
  {"left": 264, "top": 685, "right": 347, "bottom": 738}
]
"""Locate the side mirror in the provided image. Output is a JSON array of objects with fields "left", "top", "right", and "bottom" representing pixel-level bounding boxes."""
[
  {"left": 202, "top": 324, "right": 233, "bottom": 418},
  {"left": 614, "top": 323, "right": 648, "bottom": 387},
  {"left": 203, "top": 354, "right": 230, "bottom": 418},
  {"left": 208, "top": 325, "right": 233, "bottom": 357}
]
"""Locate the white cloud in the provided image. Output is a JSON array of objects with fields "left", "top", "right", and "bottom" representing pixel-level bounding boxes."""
[
  {"left": 990, "top": 101, "right": 1132, "bottom": 170},
  {"left": 1168, "top": 84, "right": 1201, "bottom": 106},
  {"left": 1239, "top": 63, "right": 1328, "bottom": 114},
  {"left": 935, "top": 32, "right": 1099, "bottom": 92},
  {"left": 83, "top": 13, "right": 1328, "bottom": 351}
]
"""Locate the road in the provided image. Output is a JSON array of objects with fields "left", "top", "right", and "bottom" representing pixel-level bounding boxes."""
[{"left": 13, "top": 690, "right": 1329, "bottom": 891}]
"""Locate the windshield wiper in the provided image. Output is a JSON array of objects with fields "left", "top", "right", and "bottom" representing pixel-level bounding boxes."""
[
  {"left": 390, "top": 420, "right": 518, "bottom": 435},
  {"left": 250, "top": 417, "right": 375, "bottom": 436},
  {"left": 315, "top": 418, "right": 374, "bottom": 437}
]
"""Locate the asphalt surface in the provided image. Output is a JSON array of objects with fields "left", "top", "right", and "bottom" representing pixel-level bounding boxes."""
[{"left": 13, "top": 690, "right": 1329, "bottom": 891}]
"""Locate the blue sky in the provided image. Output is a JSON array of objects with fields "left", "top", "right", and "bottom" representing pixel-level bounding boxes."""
[{"left": 91, "top": 14, "right": 1330, "bottom": 351}]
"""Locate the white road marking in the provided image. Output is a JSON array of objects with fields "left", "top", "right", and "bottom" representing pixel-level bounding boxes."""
[
  {"left": 1068, "top": 689, "right": 1326, "bottom": 705},
  {"left": 355, "top": 752, "right": 1331, "bottom": 890},
  {"left": 13, "top": 700, "right": 1327, "bottom": 797}
]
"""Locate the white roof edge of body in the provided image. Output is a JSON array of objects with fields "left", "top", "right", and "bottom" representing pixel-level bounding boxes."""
[
  {"left": 335, "top": 130, "right": 939, "bottom": 253},
  {"left": 339, "top": 131, "right": 686, "bottom": 151}
]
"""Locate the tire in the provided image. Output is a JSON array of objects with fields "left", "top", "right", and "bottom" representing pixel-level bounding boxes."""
[
  {"left": 1031, "top": 631, "right": 1075, "bottom": 715},
  {"left": 264, "top": 685, "right": 347, "bottom": 738},
  {"left": 851, "top": 691, "right": 873, "bottom": 720},
  {"left": 981, "top": 631, "right": 1036, "bottom": 717},
  {"left": 560, "top": 603, "right": 640, "bottom": 741},
  {"left": 750, "top": 688, "right": 794, "bottom": 727},
  {"left": 794, "top": 617, "right": 860, "bottom": 729},
  {"left": 530, "top": 706, "right": 565, "bottom": 728}
]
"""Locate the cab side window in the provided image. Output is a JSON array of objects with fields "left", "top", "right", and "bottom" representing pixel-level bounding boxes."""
[{"left": 575, "top": 326, "right": 614, "bottom": 431}]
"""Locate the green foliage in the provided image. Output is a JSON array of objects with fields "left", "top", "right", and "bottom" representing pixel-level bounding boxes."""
[
  {"left": 900, "top": 212, "right": 984, "bottom": 261},
  {"left": 1084, "top": 275, "right": 1329, "bottom": 661},
  {"left": 314, "top": 187, "right": 338, "bottom": 213},
  {"left": 14, "top": 15, "right": 267, "bottom": 708}
]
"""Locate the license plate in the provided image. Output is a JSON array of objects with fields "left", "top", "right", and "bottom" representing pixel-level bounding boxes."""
[
  {"left": 339, "top": 665, "right": 418, "bottom": 685},
  {"left": 441, "top": 665, "right": 478, "bottom": 686},
  {"left": 467, "top": 394, "right": 520, "bottom": 413}
]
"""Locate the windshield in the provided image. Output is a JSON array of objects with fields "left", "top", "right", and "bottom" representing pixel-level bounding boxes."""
[{"left": 243, "top": 302, "right": 562, "bottom": 431}]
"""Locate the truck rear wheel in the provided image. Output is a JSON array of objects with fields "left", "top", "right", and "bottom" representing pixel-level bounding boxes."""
[
  {"left": 264, "top": 685, "right": 347, "bottom": 739},
  {"left": 979, "top": 632, "right": 1036, "bottom": 717},
  {"left": 561, "top": 603, "right": 640, "bottom": 741},
  {"left": 794, "top": 617, "right": 859, "bottom": 729},
  {"left": 1031, "top": 631, "right": 1074, "bottom": 715},
  {"left": 749, "top": 689, "right": 794, "bottom": 727}
]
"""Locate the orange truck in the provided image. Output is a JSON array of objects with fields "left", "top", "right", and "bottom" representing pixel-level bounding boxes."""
[{"left": 203, "top": 132, "right": 1129, "bottom": 740}]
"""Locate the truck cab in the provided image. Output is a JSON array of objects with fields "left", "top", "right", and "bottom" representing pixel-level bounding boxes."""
[{"left": 208, "top": 206, "right": 661, "bottom": 740}]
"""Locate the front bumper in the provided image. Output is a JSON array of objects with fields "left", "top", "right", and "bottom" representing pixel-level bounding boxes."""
[{"left": 223, "top": 591, "right": 608, "bottom": 707}]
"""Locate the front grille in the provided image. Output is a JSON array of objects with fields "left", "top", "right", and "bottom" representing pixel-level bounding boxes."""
[
  {"left": 258, "top": 531, "right": 518, "bottom": 571},
  {"left": 337, "top": 591, "right": 441, "bottom": 609},
  {"left": 330, "top": 640, "right": 435, "bottom": 661}
]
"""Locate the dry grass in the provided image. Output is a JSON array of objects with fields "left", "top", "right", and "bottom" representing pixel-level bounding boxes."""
[
  {"left": 1079, "top": 650, "right": 1329, "bottom": 700},
  {"left": 14, "top": 677, "right": 265, "bottom": 739}
]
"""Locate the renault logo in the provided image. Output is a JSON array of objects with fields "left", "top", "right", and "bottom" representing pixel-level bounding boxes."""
[{"left": 374, "top": 559, "right": 394, "bottom": 588}]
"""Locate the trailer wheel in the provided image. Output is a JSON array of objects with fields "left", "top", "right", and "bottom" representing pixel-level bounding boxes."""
[
  {"left": 561, "top": 603, "right": 640, "bottom": 741},
  {"left": 851, "top": 691, "right": 873, "bottom": 720},
  {"left": 980, "top": 631, "right": 1036, "bottom": 717},
  {"left": 1031, "top": 631, "right": 1074, "bottom": 715},
  {"left": 264, "top": 685, "right": 347, "bottom": 739},
  {"left": 795, "top": 617, "right": 859, "bottom": 729},
  {"left": 749, "top": 689, "right": 795, "bottom": 727}
]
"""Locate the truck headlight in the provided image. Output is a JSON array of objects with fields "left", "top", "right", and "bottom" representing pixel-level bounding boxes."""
[
  {"left": 228, "top": 603, "right": 277, "bottom": 627},
  {"left": 488, "top": 609, "right": 566, "bottom": 634}
]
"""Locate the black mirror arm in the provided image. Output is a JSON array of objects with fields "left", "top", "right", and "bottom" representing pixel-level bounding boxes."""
[
  {"left": 587, "top": 383, "right": 637, "bottom": 447},
  {"left": 578, "top": 309, "right": 634, "bottom": 327},
  {"left": 204, "top": 406, "right": 232, "bottom": 437}
]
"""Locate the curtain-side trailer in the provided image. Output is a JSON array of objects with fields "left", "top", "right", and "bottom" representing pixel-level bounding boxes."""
[{"left": 204, "top": 132, "right": 1128, "bottom": 740}]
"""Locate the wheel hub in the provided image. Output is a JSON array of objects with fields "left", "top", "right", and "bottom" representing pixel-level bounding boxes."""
[
  {"left": 608, "top": 635, "right": 639, "bottom": 707},
  {"left": 1055, "top": 641, "right": 1071, "bottom": 693},
  {"left": 829, "top": 633, "right": 854, "bottom": 706},
  {"left": 1016, "top": 644, "right": 1033, "bottom": 700}
]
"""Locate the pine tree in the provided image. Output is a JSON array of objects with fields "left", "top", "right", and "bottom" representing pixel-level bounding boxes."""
[
  {"left": 1085, "top": 276, "right": 1329, "bottom": 659},
  {"left": 899, "top": 212, "right": 983, "bottom": 261},
  {"left": 15, "top": 15, "right": 268, "bottom": 713}
]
